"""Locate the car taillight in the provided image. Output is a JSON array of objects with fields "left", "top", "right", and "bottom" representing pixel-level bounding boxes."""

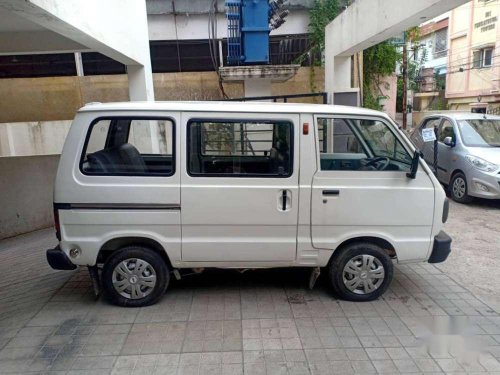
[{"left": 53, "top": 206, "right": 61, "bottom": 241}]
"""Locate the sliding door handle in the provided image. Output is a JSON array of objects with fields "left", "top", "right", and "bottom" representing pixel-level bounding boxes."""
[{"left": 322, "top": 189, "right": 340, "bottom": 196}]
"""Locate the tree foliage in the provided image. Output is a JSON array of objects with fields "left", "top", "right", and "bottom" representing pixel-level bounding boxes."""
[
  {"left": 363, "top": 41, "right": 401, "bottom": 110},
  {"left": 308, "top": 0, "right": 340, "bottom": 65}
]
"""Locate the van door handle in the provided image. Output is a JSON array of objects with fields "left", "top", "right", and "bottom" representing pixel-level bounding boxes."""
[
  {"left": 322, "top": 189, "right": 340, "bottom": 196},
  {"left": 279, "top": 189, "right": 291, "bottom": 211}
]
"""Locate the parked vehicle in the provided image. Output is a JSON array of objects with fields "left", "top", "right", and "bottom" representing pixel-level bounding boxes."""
[
  {"left": 47, "top": 101, "right": 451, "bottom": 307},
  {"left": 410, "top": 113, "right": 500, "bottom": 203}
]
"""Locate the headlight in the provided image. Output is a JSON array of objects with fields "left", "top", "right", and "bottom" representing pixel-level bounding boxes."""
[{"left": 465, "top": 155, "right": 498, "bottom": 172}]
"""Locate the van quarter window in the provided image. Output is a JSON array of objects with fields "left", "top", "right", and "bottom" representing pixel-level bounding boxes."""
[
  {"left": 317, "top": 118, "right": 412, "bottom": 172},
  {"left": 81, "top": 118, "right": 175, "bottom": 176},
  {"left": 188, "top": 120, "right": 292, "bottom": 177}
]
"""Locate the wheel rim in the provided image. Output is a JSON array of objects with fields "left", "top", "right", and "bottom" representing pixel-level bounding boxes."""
[
  {"left": 452, "top": 177, "right": 466, "bottom": 198},
  {"left": 112, "top": 258, "right": 157, "bottom": 300},
  {"left": 342, "top": 254, "right": 385, "bottom": 295}
]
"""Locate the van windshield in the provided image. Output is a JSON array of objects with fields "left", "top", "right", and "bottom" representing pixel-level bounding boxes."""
[{"left": 458, "top": 119, "right": 500, "bottom": 147}]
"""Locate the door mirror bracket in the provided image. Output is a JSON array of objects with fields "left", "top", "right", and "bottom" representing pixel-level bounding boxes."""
[
  {"left": 443, "top": 137, "right": 455, "bottom": 147},
  {"left": 406, "top": 150, "right": 420, "bottom": 179}
]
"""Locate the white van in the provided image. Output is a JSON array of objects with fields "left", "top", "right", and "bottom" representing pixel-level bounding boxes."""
[{"left": 47, "top": 101, "right": 451, "bottom": 307}]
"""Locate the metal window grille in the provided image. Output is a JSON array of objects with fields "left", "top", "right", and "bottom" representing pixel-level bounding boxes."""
[
  {"left": 226, "top": 0, "right": 242, "bottom": 65},
  {"left": 433, "top": 28, "right": 448, "bottom": 59}
]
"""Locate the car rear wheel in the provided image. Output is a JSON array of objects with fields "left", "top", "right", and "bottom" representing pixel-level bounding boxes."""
[
  {"left": 450, "top": 172, "right": 472, "bottom": 203},
  {"left": 102, "top": 246, "right": 169, "bottom": 307},
  {"left": 328, "top": 242, "right": 393, "bottom": 302}
]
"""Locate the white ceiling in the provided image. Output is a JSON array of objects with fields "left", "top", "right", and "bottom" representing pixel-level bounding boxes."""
[{"left": 0, "top": 10, "right": 44, "bottom": 32}]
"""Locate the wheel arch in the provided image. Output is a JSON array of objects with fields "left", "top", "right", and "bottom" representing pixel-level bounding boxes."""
[
  {"left": 449, "top": 168, "right": 466, "bottom": 183},
  {"left": 330, "top": 236, "right": 397, "bottom": 263},
  {"left": 97, "top": 236, "right": 173, "bottom": 269}
]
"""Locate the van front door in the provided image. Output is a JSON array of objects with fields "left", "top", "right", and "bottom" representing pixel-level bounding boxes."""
[
  {"left": 180, "top": 113, "right": 300, "bottom": 262},
  {"left": 311, "top": 116, "right": 435, "bottom": 262}
]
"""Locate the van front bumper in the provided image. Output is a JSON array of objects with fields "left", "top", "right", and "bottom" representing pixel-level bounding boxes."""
[
  {"left": 428, "top": 231, "right": 452, "bottom": 263},
  {"left": 46, "top": 245, "right": 77, "bottom": 270}
]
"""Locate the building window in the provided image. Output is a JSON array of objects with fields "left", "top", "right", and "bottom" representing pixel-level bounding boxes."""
[
  {"left": 0, "top": 53, "right": 76, "bottom": 78},
  {"left": 81, "top": 53, "right": 126, "bottom": 75},
  {"left": 473, "top": 48, "right": 494, "bottom": 69},
  {"left": 81, "top": 118, "right": 175, "bottom": 176},
  {"left": 433, "top": 28, "right": 448, "bottom": 59},
  {"left": 188, "top": 120, "right": 293, "bottom": 177},
  {"left": 150, "top": 40, "right": 218, "bottom": 73},
  {"left": 484, "top": 48, "right": 493, "bottom": 67}
]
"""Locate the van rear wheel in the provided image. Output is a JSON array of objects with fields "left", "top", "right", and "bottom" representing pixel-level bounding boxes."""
[
  {"left": 102, "top": 246, "right": 169, "bottom": 307},
  {"left": 329, "top": 242, "right": 393, "bottom": 302}
]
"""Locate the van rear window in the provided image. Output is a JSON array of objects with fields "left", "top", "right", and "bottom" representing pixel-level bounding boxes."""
[
  {"left": 188, "top": 120, "right": 292, "bottom": 177},
  {"left": 80, "top": 118, "right": 175, "bottom": 176}
]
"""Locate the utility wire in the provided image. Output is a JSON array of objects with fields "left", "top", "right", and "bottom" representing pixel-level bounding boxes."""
[{"left": 208, "top": 0, "right": 229, "bottom": 99}]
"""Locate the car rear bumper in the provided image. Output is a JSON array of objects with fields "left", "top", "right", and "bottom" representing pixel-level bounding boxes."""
[
  {"left": 46, "top": 245, "right": 77, "bottom": 270},
  {"left": 428, "top": 230, "right": 452, "bottom": 263}
]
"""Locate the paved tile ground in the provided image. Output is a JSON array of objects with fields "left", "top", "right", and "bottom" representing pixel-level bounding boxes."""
[{"left": 0, "top": 201, "right": 499, "bottom": 374}]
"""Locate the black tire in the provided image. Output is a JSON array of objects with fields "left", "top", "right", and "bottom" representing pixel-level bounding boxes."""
[
  {"left": 328, "top": 242, "right": 393, "bottom": 302},
  {"left": 449, "top": 172, "right": 473, "bottom": 203},
  {"left": 102, "top": 246, "right": 169, "bottom": 307}
]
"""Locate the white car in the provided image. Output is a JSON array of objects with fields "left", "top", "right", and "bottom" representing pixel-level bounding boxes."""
[{"left": 47, "top": 101, "right": 451, "bottom": 307}]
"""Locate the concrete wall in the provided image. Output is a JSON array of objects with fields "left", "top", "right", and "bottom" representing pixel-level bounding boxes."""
[
  {"left": 0, "top": 121, "right": 71, "bottom": 157},
  {"left": 0, "top": 67, "right": 324, "bottom": 124},
  {"left": 147, "top": 10, "right": 310, "bottom": 40},
  {"left": 0, "top": 154, "right": 59, "bottom": 239}
]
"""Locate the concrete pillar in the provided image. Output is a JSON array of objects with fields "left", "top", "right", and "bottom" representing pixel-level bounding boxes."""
[
  {"left": 333, "top": 56, "right": 351, "bottom": 91},
  {"left": 127, "top": 64, "right": 155, "bottom": 101},
  {"left": 244, "top": 79, "right": 272, "bottom": 98},
  {"left": 74, "top": 52, "right": 84, "bottom": 76},
  {"left": 324, "top": 34, "right": 334, "bottom": 104}
]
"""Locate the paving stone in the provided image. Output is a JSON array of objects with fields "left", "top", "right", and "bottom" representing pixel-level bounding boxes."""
[{"left": 1, "top": 205, "right": 500, "bottom": 375}]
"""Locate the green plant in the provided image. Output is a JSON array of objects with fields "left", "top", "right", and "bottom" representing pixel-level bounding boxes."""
[
  {"left": 295, "top": 0, "right": 340, "bottom": 92},
  {"left": 435, "top": 72, "right": 446, "bottom": 91},
  {"left": 363, "top": 41, "right": 401, "bottom": 110},
  {"left": 309, "top": 0, "right": 340, "bottom": 64}
]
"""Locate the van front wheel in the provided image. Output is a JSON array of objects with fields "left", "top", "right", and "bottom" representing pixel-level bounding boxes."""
[
  {"left": 329, "top": 243, "right": 393, "bottom": 302},
  {"left": 102, "top": 246, "right": 169, "bottom": 307}
]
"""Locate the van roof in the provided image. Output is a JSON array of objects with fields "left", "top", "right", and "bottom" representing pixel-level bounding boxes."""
[{"left": 79, "top": 101, "right": 388, "bottom": 118}]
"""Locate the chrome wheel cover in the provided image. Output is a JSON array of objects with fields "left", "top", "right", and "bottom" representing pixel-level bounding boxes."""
[
  {"left": 452, "top": 177, "right": 466, "bottom": 199},
  {"left": 112, "top": 258, "right": 157, "bottom": 299},
  {"left": 342, "top": 254, "right": 385, "bottom": 295}
]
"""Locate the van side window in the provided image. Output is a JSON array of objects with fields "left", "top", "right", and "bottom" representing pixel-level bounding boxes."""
[
  {"left": 317, "top": 117, "right": 412, "bottom": 172},
  {"left": 188, "top": 120, "right": 292, "bottom": 177},
  {"left": 81, "top": 118, "right": 175, "bottom": 176}
]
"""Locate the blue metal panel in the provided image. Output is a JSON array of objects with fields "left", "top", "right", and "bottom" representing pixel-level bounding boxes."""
[
  {"left": 226, "top": 0, "right": 243, "bottom": 65},
  {"left": 241, "top": 0, "right": 269, "bottom": 63},
  {"left": 225, "top": 0, "right": 271, "bottom": 65}
]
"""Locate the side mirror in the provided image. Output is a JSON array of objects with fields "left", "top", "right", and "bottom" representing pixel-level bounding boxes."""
[
  {"left": 406, "top": 150, "right": 420, "bottom": 179},
  {"left": 443, "top": 137, "right": 454, "bottom": 147}
]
